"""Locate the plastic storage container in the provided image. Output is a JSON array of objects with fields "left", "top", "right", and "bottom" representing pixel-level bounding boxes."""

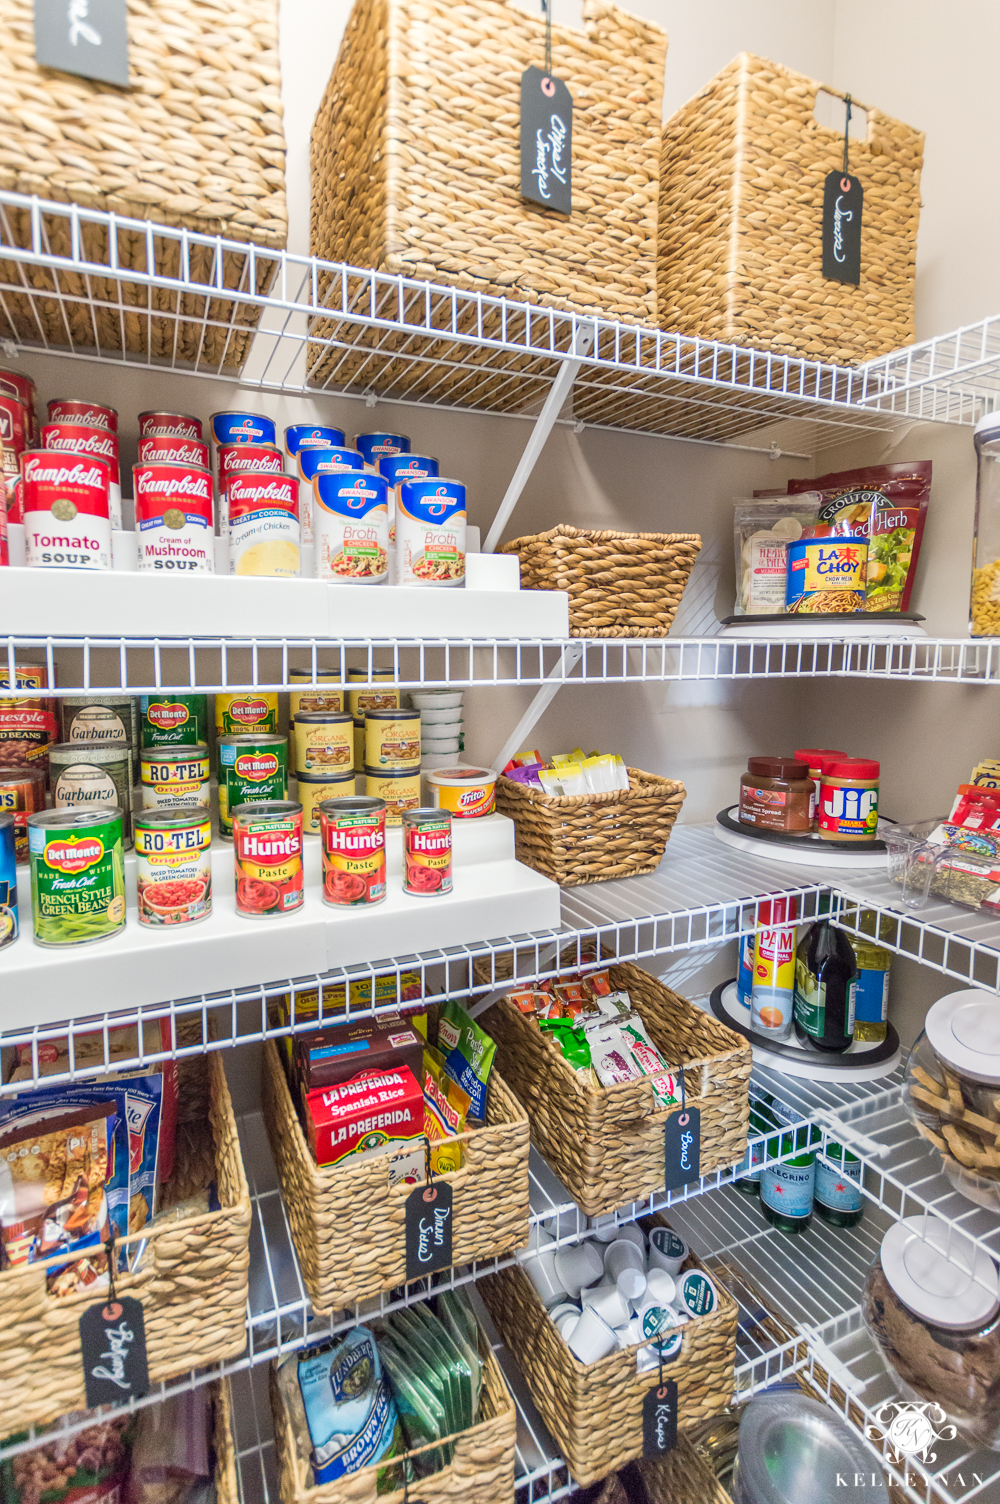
[
  {"left": 973, "top": 414, "right": 1000, "bottom": 636},
  {"left": 732, "top": 1393, "right": 881, "bottom": 1504}
]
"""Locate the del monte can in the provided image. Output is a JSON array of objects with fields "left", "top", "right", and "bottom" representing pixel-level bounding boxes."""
[
  {"left": 215, "top": 692, "right": 278, "bottom": 735},
  {"left": 28, "top": 806, "right": 126, "bottom": 946},
  {"left": 217, "top": 732, "right": 287, "bottom": 838},
  {"left": 140, "top": 693, "right": 209, "bottom": 748}
]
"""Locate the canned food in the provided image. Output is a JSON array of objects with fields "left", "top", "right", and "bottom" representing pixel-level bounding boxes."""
[
  {"left": 295, "top": 445, "right": 364, "bottom": 548},
  {"left": 48, "top": 398, "right": 117, "bottom": 433},
  {"left": 140, "top": 742, "right": 211, "bottom": 810},
  {"left": 20, "top": 450, "right": 111, "bottom": 569},
  {"left": 356, "top": 432, "right": 410, "bottom": 473},
  {"left": 217, "top": 443, "right": 283, "bottom": 541},
  {"left": 319, "top": 796, "right": 387, "bottom": 906},
  {"left": 346, "top": 668, "right": 399, "bottom": 719},
  {"left": 0, "top": 395, "right": 26, "bottom": 522},
  {"left": 41, "top": 421, "right": 122, "bottom": 529},
  {"left": 227, "top": 471, "right": 299, "bottom": 576},
  {"left": 284, "top": 424, "right": 346, "bottom": 470},
  {"left": 365, "top": 709, "right": 421, "bottom": 771},
  {"left": 0, "top": 369, "right": 38, "bottom": 444},
  {"left": 217, "top": 732, "right": 287, "bottom": 837},
  {"left": 397, "top": 477, "right": 466, "bottom": 587},
  {"left": 49, "top": 741, "right": 134, "bottom": 847},
  {"left": 232, "top": 800, "right": 303, "bottom": 917},
  {"left": 403, "top": 808, "right": 452, "bottom": 896},
  {"left": 210, "top": 411, "right": 276, "bottom": 457},
  {"left": 0, "top": 660, "right": 50, "bottom": 707},
  {"left": 138, "top": 411, "right": 203, "bottom": 442},
  {"left": 133, "top": 461, "right": 214, "bottom": 574},
  {"left": 0, "top": 707, "right": 56, "bottom": 773},
  {"left": 293, "top": 712, "right": 353, "bottom": 775},
  {"left": 784, "top": 535, "right": 868, "bottom": 615},
  {"left": 137, "top": 435, "right": 210, "bottom": 470},
  {"left": 214, "top": 692, "right": 278, "bottom": 735},
  {"left": 297, "top": 770, "right": 356, "bottom": 835},
  {"left": 0, "top": 766, "right": 45, "bottom": 861},
  {"left": 353, "top": 721, "right": 365, "bottom": 770},
  {"left": 62, "top": 695, "right": 137, "bottom": 750},
  {"left": 314, "top": 472, "right": 390, "bottom": 584},
  {"left": 379, "top": 453, "right": 439, "bottom": 545},
  {"left": 140, "top": 693, "right": 209, "bottom": 748},
  {"left": 289, "top": 668, "right": 343, "bottom": 718},
  {"left": 135, "top": 806, "right": 212, "bottom": 926},
  {"left": 364, "top": 766, "right": 421, "bottom": 827},
  {"left": 0, "top": 812, "right": 18, "bottom": 947},
  {"left": 426, "top": 764, "right": 497, "bottom": 818},
  {"left": 28, "top": 806, "right": 126, "bottom": 946}
]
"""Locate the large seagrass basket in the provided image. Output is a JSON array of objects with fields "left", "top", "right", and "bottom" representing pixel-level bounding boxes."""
[
  {"left": 657, "top": 54, "right": 924, "bottom": 366},
  {"left": 0, "top": 0, "right": 287, "bottom": 369},
  {"left": 215, "top": 1381, "right": 241, "bottom": 1504},
  {"left": 484, "top": 963, "right": 751, "bottom": 1217},
  {"left": 0, "top": 1051, "right": 251, "bottom": 1429},
  {"left": 261, "top": 1039, "right": 530, "bottom": 1314}
]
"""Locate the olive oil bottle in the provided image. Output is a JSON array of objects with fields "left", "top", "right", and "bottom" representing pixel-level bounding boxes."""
[{"left": 848, "top": 909, "right": 893, "bottom": 1044}]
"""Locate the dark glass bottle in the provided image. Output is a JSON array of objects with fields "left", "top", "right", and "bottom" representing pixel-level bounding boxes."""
[
  {"left": 814, "top": 1140, "right": 864, "bottom": 1228},
  {"left": 793, "top": 920, "right": 857, "bottom": 1052},
  {"left": 734, "top": 1101, "right": 775, "bottom": 1196}
]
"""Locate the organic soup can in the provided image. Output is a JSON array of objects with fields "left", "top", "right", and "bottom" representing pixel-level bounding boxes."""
[
  {"left": 49, "top": 741, "right": 134, "bottom": 847},
  {"left": 232, "top": 799, "right": 303, "bottom": 917},
  {"left": 365, "top": 709, "right": 421, "bottom": 771},
  {"left": 0, "top": 812, "right": 18, "bottom": 948},
  {"left": 62, "top": 695, "right": 137, "bottom": 751},
  {"left": 133, "top": 461, "right": 214, "bottom": 574},
  {"left": 396, "top": 478, "right": 466, "bottom": 587},
  {"left": 40, "top": 421, "right": 122, "bottom": 529},
  {"left": 140, "top": 693, "right": 209, "bottom": 748},
  {"left": 293, "top": 712, "right": 353, "bottom": 776},
  {"left": 217, "top": 442, "right": 283, "bottom": 541},
  {"left": 135, "top": 806, "right": 212, "bottom": 927},
  {"left": 138, "top": 411, "right": 203, "bottom": 442},
  {"left": 137, "top": 435, "right": 210, "bottom": 470},
  {"left": 403, "top": 808, "right": 452, "bottom": 896},
  {"left": 297, "top": 770, "right": 356, "bottom": 835},
  {"left": 356, "top": 432, "right": 410, "bottom": 473},
  {"left": 20, "top": 450, "right": 112, "bottom": 570},
  {"left": 227, "top": 471, "right": 300, "bottom": 577},
  {"left": 215, "top": 692, "right": 279, "bottom": 735},
  {"left": 140, "top": 742, "right": 211, "bottom": 810},
  {"left": 364, "top": 766, "right": 420, "bottom": 827},
  {"left": 319, "top": 795, "right": 386, "bottom": 906},
  {"left": 313, "top": 471, "right": 390, "bottom": 584},
  {"left": 28, "top": 806, "right": 126, "bottom": 947},
  {"left": 296, "top": 445, "right": 364, "bottom": 549},
  {"left": 289, "top": 668, "right": 343, "bottom": 718},
  {"left": 217, "top": 732, "right": 287, "bottom": 837}
]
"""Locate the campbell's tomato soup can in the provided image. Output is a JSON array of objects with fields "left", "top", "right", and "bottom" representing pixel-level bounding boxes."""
[
  {"left": 133, "top": 461, "right": 214, "bottom": 574},
  {"left": 48, "top": 398, "right": 117, "bottom": 433},
  {"left": 41, "top": 421, "right": 121, "bottom": 529},
  {"left": 138, "top": 435, "right": 210, "bottom": 470},
  {"left": 20, "top": 450, "right": 112, "bottom": 570},
  {"left": 135, "top": 807, "right": 212, "bottom": 927},
  {"left": 210, "top": 412, "right": 276, "bottom": 522},
  {"left": 0, "top": 369, "right": 38, "bottom": 444},
  {"left": 356, "top": 432, "right": 410, "bottom": 475},
  {"left": 397, "top": 478, "right": 466, "bottom": 587},
  {"left": 295, "top": 445, "right": 363, "bottom": 548},
  {"left": 0, "top": 494, "right": 7, "bottom": 567},
  {"left": 314, "top": 471, "right": 389, "bottom": 584},
  {"left": 217, "top": 731, "right": 287, "bottom": 837},
  {"left": 319, "top": 795, "right": 386, "bottom": 905},
  {"left": 217, "top": 442, "right": 283, "bottom": 541},
  {"left": 138, "top": 411, "right": 203, "bottom": 442},
  {"left": 403, "top": 808, "right": 452, "bottom": 896},
  {"left": 233, "top": 799, "right": 303, "bottom": 917},
  {"left": 215, "top": 692, "right": 279, "bottom": 736},
  {"left": 0, "top": 395, "right": 28, "bottom": 522},
  {"left": 227, "top": 471, "right": 299, "bottom": 576}
]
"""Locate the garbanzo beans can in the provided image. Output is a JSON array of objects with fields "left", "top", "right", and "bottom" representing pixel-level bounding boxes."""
[
  {"left": 297, "top": 771, "right": 356, "bottom": 835},
  {"left": 365, "top": 709, "right": 421, "bottom": 771},
  {"left": 293, "top": 712, "right": 353, "bottom": 776},
  {"left": 217, "top": 732, "right": 287, "bottom": 837},
  {"left": 135, "top": 807, "right": 212, "bottom": 926},
  {"left": 364, "top": 766, "right": 420, "bottom": 827},
  {"left": 232, "top": 800, "right": 303, "bottom": 917},
  {"left": 318, "top": 796, "right": 387, "bottom": 906},
  {"left": 139, "top": 742, "right": 211, "bottom": 810}
]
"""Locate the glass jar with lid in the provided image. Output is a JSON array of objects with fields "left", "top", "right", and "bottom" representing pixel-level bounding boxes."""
[
  {"left": 973, "top": 414, "right": 1000, "bottom": 636},
  {"left": 738, "top": 756, "right": 813, "bottom": 834}
]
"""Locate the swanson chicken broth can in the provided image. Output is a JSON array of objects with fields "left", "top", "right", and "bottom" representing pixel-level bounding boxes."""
[
  {"left": 140, "top": 693, "right": 209, "bottom": 748},
  {"left": 210, "top": 412, "right": 277, "bottom": 536},
  {"left": 227, "top": 471, "right": 299, "bottom": 577},
  {"left": 137, "top": 435, "right": 210, "bottom": 470},
  {"left": 41, "top": 421, "right": 121, "bottom": 529},
  {"left": 138, "top": 411, "right": 203, "bottom": 442},
  {"left": 217, "top": 443, "right": 283, "bottom": 542},
  {"left": 313, "top": 471, "right": 390, "bottom": 584},
  {"left": 233, "top": 800, "right": 304, "bottom": 917},
  {"left": 396, "top": 479, "right": 466, "bottom": 587},
  {"left": 140, "top": 742, "right": 211, "bottom": 810},
  {"left": 284, "top": 426, "right": 345, "bottom": 545},
  {"left": 379, "top": 453, "right": 439, "bottom": 547},
  {"left": 21, "top": 450, "right": 112, "bottom": 570},
  {"left": 135, "top": 806, "right": 212, "bottom": 927},
  {"left": 133, "top": 461, "right": 214, "bottom": 573},
  {"left": 402, "top": 808, "right": 452, "bottom": 897},
  {"left": 0, "top": 395, "right": 28, "bottom": 520},
  {"left": 356, "top": 432, "right": 410, "bottom": 475},
  {"left": 217, "top": 732, "right": 287, "bottom": 837},
  {"left": 296, "top": 445, "right": 364, "bottom": 549},
  {"left": 319, "top": 795, "right": 386, "bottom": 906}
]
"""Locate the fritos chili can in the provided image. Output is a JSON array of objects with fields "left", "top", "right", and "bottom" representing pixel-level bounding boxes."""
[
  {"left": 138, "top": 411, "right": 203, "bottom": 442},
  {"left": 318, "top": 795, "right": 386, "bottom": 906},
  {"left": 227, "top": 471, "right": 299, "bottom": 576},
  {"left": 217, "top": 442, "right": 283, "bottom": 542},
  {"left": 217, "top": 731, "right": 287, "bottom": 837},
  {"left": 233, "top": 799, "right": 304, "bottom": 917},
  {"left": 20, "top": 450, "right": 111, "bottom": 570},
  {"left": 133, "top": 461, "right": 214, "bottom": 573},
  {"left": 41, "top": 421, "right": 121, "bottom": 529},
  {"left": 1, "top": 396, "right": 29, "bottom": 522},
  {"left": 135, "top": 806, "right": 212, "bottom": 927},
  {"left": 403, "top": 808, "right": 452, "bottom": 896},
  {"left": 48, "top": 398, "right": 117, "bottom": 433},
  {"left": 0, "top": 369, "right": 38, "bottom": 443},
  {"left": 137, "top": 435, "right": 210, "bottom": 470}
]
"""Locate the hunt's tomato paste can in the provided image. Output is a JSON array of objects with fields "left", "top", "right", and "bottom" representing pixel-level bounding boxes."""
[
  {"left": 0, "top": 394, "right": 28, "bottom": 522},
  {"left": 217, "top": 442, "right": 283, "bottom": 541},
  {"left": 133, "top": 461, "right": 214, "bottom": 573},
  {"left": 227, "top": 470, "right": 299, "bottom": 576},
  {"left": 318, "top": 795, "right": 387, "bottom": 906},
  {"left": 48, "top": 398, "right": 117, "bottom": 433},
  {"left": 41, "top": 421, "right": 122, "bottom": 529},
  {"left": 138, "top": 435, "right": 210, "bottom": 470},
  {"left": 403, "top": 808, "right": 452, "bottom": 896},
  {"left": 21, "top": 450, "right": 112, "bottom": 570},
  {"left": 138, "top": 411, "right": 203, "bottom": 442},
  {"left": 233, "top": 799, "right": 304, "bottom": 917}
]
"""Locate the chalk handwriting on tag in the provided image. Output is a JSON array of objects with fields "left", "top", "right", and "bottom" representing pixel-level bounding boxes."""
[
  {"left": 822, "top": 172, "right": 863, "bottom": 285},
  {"left": 642, "top": 1379, "right": 677, "bottom": 1456},
  {"left": 79, "top": 1295, "right": 149, "bottom": 1409},
  {"left": 34, "top": 0, "right": 130, "bottom": 87},
  {"left": 663, "top": 1107, "right": 701, "bottom": 1191},
  {"left": 405, "top": 1181, "right": 454, "bottom": 1282},
  {"left": 520, "top": 67, "right": 573, "bottom": 214}
]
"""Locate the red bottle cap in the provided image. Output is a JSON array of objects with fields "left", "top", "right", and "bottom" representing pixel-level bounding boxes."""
[
  {"left": 794, "top": 747, "right": 847, "bottom": 765},
  {"left": 824, "top": 757, "right": 880, "bottom": 780},
  {"left": 747, "top": 757, "right": 810, "bottom": 781},
  {"left": 757, "top": 895, "right": 799, "bottom": 925}
]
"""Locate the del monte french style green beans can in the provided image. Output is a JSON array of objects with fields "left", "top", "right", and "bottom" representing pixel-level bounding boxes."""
[{"left": 28, "top": 807, "right": 126, "bottom": 946}]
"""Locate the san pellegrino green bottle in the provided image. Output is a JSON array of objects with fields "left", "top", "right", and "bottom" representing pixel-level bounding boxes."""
[{"left": 815, "top": 1140, "right": 863, "bottom": 1228}]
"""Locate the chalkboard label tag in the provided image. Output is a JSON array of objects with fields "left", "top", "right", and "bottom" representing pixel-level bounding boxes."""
[
  {"left": 520, "top": 67, "right": 573, "bottom": 214},
  {"left": 34, "top": 0, "right": 130, "bottom": 87},
  {"left": 822, "top": 171, "right": 863, "bottom": 285},
  {"left": 642, "top": 1379, "right": 678, "bottom": 1456},
  {"left": 664, "top": 1107, "right": 701, "bottom": 1191},
  {"left": 405, "top": 1181, "right": 454, "bottom": 1282},
  {"left": 79, "top": 1295, "right": 149, "bottom": 1409}
]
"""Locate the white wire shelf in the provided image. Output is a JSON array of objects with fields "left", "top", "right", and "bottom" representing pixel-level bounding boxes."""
[
  {"left": 835, "top": 883, "right": 1000, "bottom": 995},
  {"left": 861, "top": 313, "right": 1000, "bottom": 426}
]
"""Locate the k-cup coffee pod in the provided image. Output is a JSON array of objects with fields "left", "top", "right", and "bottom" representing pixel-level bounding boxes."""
[
  {"left": 649, "top": 1226, "right": 688, "bottom": 1275},
  {"left": 548, "top": 1301, "right": 581, "bottom": 1325},
  {"left": 604, "top": 1238, "right": 645, "bottom": 1281},
  {"left": 567, "top": 1303, "right": 619, "bottom": 1365},
  {"left": 645, "top": 1268, "right": 677, "bottom": 1306},
  {"left": 616, "top": 1224, "right": 648, "bottom": 1255},
  {"left": 590, "top": 1214, "right": 623, "bottom": 1243},
  {"left": 517, "top": 1227, "right": 567, "bottom": 1308},
  {"left": 581, "top": 1282, "right": 632, "bottom": 1327},
  {"left": 617, "top": 1268, "right": 647, "bottom": 1305},
  {"left": 555, "top": 1312, "right": 580, "bottom": 1342},
  {"left": 636, "top": 1323, "right": 685, "bottom": 1372},
  {"left": 554, "top": 1241, "right": 604, "bottom": 1298},
  {"left": 674, "top": 1270, "right": 719, "bottom": 1319}
]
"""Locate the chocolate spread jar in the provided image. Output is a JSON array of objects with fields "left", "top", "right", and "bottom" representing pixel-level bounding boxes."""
[{"left": 738, "top": 756, "right": 813, "bottom": 834}]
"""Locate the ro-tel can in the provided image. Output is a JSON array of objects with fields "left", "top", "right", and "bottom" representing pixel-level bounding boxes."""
[
  {"left": 284, "top": 425, "right": 346, "bottom": 546},
  {"left": 355, "top": 432, "right": 410, "bottom": 475},
  {"left": 215, "top": 692, "right": 279, "bottom": 735},
  {"left": 397, "top": 478, "right": 466, "bottom": 587},
  {"left": 0, "top": 766, "right": 45, "bottom": 862},
  {"left": 289, "top": 667, "right": 343, "bottom": 718},
  {"left": 0, "top": 394, "right": 27, "bottom": 523},
  {"left": 232, "top": 799, "right": 304, "bottom": 917},
  {"left": 133, "top": 460, "right": 214, "bottom": 574},
  {"left": 49, "top": 741, "right": 134, "bottom": 847},
  {"left": 379, "top": 453, "right": 439, "bottom": 546},
  {"left": 138, "top": 411, "right": 204, "bottom": 442},
  {"left": 0, "top": 811, "right": 18, "bottom": 947},
  {"left": 217, "top": 443, "right": 283, "bottom": 543},
  {"left": 134, "top": 806, "right": 212, "bottom": 927},
  {"left": 785, "top": 534, "right": 868, "bottom": 615},
  {"left": 137, "top": 435, "right": 210, "bottom": 471},
  {"left": 217, "top": 731, "right": 287, "bottom": 837},
  {"left": 293, "top": 711, "right": 353, "bottom": 776},
  {"left": 0, "top": 368, "right": 38, "bottom": 444},
  {"left": 749, "top": 895, "right": 799, "bottom": 1039},
  {"left": 403, "top": 808, "right": 453, "bottom": 896},
  {"left": 41, "top": 421, "right": 122, "bottom": 529},
  {"left": 48, "top": 398, "right": 118, "bottom": 433},
  {"left": 296, "top": 446, "right": 365, "bottom": 552},
  {"left": 140, "top": 741, "right": 211, "bottom": 810},
  {"left": 364, "top": 766, "right": 420, "bottom": 827},
  {"left": 365, "top": 708, "right": 420, "bottom": 771},
  {"left": 62, "top": 694, "right": 138, "bottom": 754},
  {"left": 20, "top": 450, "right": 111, "bottom": 569},
  {"left": 28, "top": 806, "right": 126, "bottom": 947},
  {"left": 227, "top": 471, "right": 299, "bottom": 576},
  {"left": 140, "top": 693, "right": 209, "bottom": 749},
  {"left": 298, "top": 770, "right": 355, "bottom": 835},
  {"left": 318, "top": 795, "right": 386, "bottom": 906},
  {"left": 314, "top": 471, "right": 390, "bottom": 583},
  {"left": 818, "top": 757, "right": 880, "bottom": 842}
]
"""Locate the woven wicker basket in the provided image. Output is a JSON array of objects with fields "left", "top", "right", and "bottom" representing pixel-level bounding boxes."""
[
  {"left": 657, "top": 53, "right": 924, "bottom": 366},
  {"left": 215, "top": 1381, "right": 241, "bottom": 1504},
  {"left": 589, "top": 1435, "right": 735, "bottom": 1504},
  {"left": 478, "top": 1214, "right": 738, "bottom": 1485},
  {"left": 270, "top": 1323, "right": 516, "bottom": 1504},
  {"left": 495, "top": 769, "right": 685, "bottom": 887},
  {"left": 261, "top": 1039, "right": 530, "bottom": 1314},
  {"left": 0, "top": 1051, "right": 251, "bottom": 1430},
  {"left": 0, "top": 0, "right": 287, "bottom": 369},
  {"left": 498, "top": 526, "right": 701, "bottom": 637},
  {"left": 483, "top": 963, "right": 751, "bottom": 1217}
]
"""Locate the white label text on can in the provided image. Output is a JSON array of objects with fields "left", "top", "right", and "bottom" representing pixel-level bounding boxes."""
[
  {"left": 217, "top": 443, "right": 283, "bottom": 540},
  {"left": 140, "top": 749, "right": 211, "bottom": 809},
  {"left": 48, "top": 399, "right": 117, "bottom": 433},
  {"left": 133, "top": 462, "right": 214, "bottom": 573},
  {"left": 379, "top": 453, "right": 439, "bottom": 546},
  {"left": 21, "top": 452, "right": 112, "bottom": 570},
  {"left": 314, "top": 471, "right": 389, "bottom": 583},
  {"left": 228, "top": 472, "right": 300, "bottom": 576},
  {"left": 397, "top": 478, "right": 466, "bottom": 586},
  {"left": 41, "top": 422, "right": 121, "bottom": 529},
  {"left": 138, "top": 436, "right": 210, "bottom": 470},
  {"left": 139, "top": 412, "right": 203, "bottom": 441},
  {"left": 296, "top": 446, "right": 364, "bottom": 548}
]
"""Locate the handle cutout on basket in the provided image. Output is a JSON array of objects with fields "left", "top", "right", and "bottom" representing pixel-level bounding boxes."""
[{"left": 813, "top": 89, "right": 869, "bottom": 139}]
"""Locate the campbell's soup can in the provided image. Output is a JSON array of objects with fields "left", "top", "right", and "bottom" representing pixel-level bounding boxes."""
[
  {"left": 397, "top": 478, "right": 466, "bottom": 587},
  {"left": 403, "top": 808, "right": 452, "bottom": 896},
  {"left": 20, "top": 450, "right": 112, "bottom": 570},
  {"left": 0, "top": 369, "right": 38, "bottom": 444},
  {"left": 232, "top": 799, "right": 303, "bottom": 917},
  {"left": 217, "top": 442, "right": 282, "bottom": 541},
  {"left": 215, "top": 692, "right": 279, "bottom": 735},
  {"left": 138, "top": 435, "right": 210, "bottom": 470},
  {"left": 356, "top": 432, "right": 410, "bottom": 475},
  {"left": 0, "top": 497, "right": 7, "bottom": 566},
  {"left": 318, "top": 795, "right": 386, "bottom": 906},
  {"left": 296, "top": 445, "right": 363, "bottom": 548},
  {"left": 48, "top": 398, "right": 117, "bottom": 433},
  {"left": 140, "top": 693, "right": 209, "bottom": 748},
  {"left": 217, "top": 731, "right": 287, "bottom": 837},
  {"left": 133, "top": 461, "right": 214, "bottom": 574},
  {"left": 0, "top": 395, "right": 28, "bottom": 522},
  {"left": 138, "top": 411, "right": 203, "bottom": 442},
  {"left": 314, "top": 471, "right": 389, "bottom": 584},
  {"left": 379, "top": 453, "right": 439, "bottom": 546},
  {"left": 135, "top": 806, "right": 212, "bottom": 927},
  {"left": 41, "top": 421, "right": 122, "bottom": 529},
  {"left": 227, "top": 471, "right": 299, "bottom": 576}
]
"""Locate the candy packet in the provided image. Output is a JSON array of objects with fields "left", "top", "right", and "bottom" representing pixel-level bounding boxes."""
[
  {"left": 437, "top": 1001, "right": 495, "bottom": 1121},
  {"left": 587, "top": 1024, "right": 639, "bottom": 1087},
  {"left": 423, "top": 1047, "right": 471, "bottom": 1175},
  {"left": 539, "top": 1017, "right": 593, "bottom": 1082}
]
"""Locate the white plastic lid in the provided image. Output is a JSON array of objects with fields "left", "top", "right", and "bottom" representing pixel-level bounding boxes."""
[
  {"left": 880, "top": 1216, "right": 1000, "bottom": 1329},
  {"left": 975, "top": 411, "right": 1000, "bottom": 441},
  {"left": 425, "top": 765, "right": 498, "bottom": 787},
  {"left": 925, "top": 988, "right": 1000, "bottom": 1084}
]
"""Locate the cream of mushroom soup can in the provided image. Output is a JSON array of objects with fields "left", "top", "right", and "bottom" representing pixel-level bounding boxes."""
[
  {"left": 133, "top": 461, "right": 214, "bottom": 574},
  {"left": 397, "top": 478, "right": 466, "bottom": 587},
  {"left": 20, "top": 450, "right": 112, "bottom": 570}
]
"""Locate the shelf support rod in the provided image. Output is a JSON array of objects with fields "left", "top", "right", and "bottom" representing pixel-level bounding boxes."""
[
  {"left": 490, "top": 642, "right": 585, "bottom": 773},
  {"left": 482, "top": 322, "right": 596, "bottom": 554}
]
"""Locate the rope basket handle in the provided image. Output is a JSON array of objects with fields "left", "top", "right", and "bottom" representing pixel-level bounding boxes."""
[
  {"left": 797, "top": 74, "right": 892, "bottom": 155},
  {"left": 487, "top": 0, "right": 666, "bottom": 59}
]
